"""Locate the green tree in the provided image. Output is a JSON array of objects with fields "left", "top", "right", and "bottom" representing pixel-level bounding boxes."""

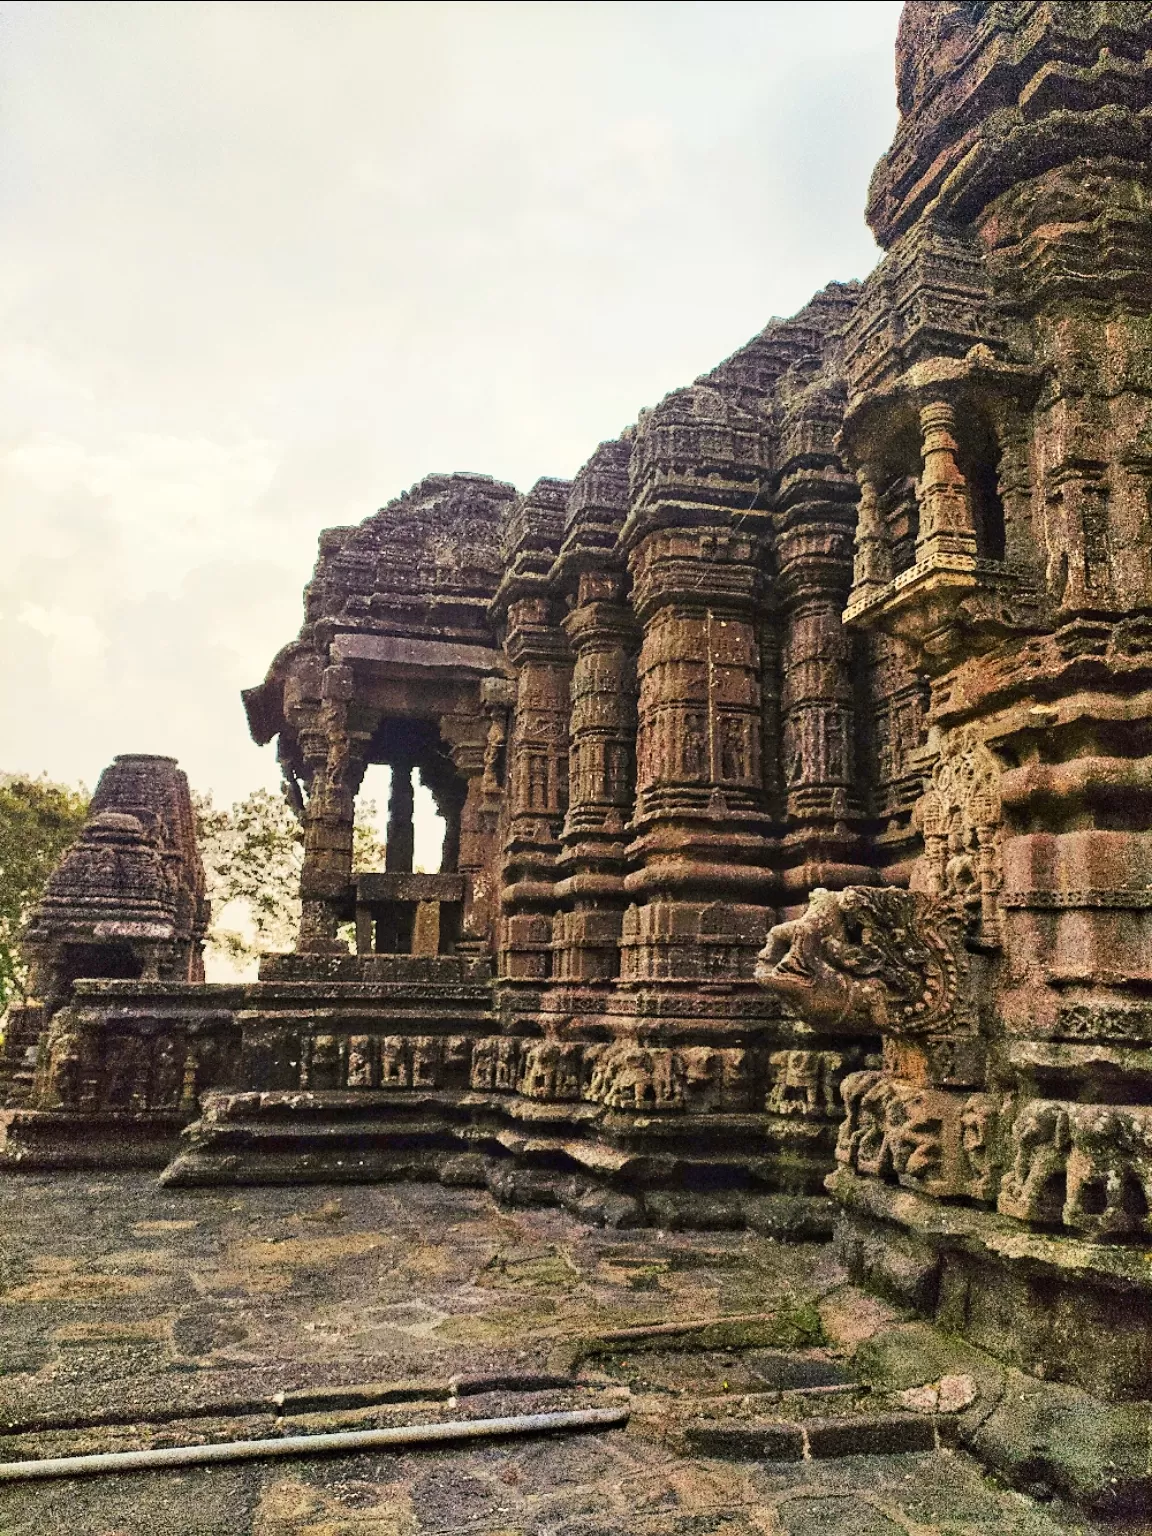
[
  {"left": 0, "top": 775, "right": 90, "bottom": 1009},
  {"left": 194, "top": 787, "right": 386, "bottom": 968}
]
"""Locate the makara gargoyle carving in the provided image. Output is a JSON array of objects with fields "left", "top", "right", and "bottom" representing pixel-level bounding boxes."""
[{"left": 754, "top": 885, "right": 971, "bottom": 1037}]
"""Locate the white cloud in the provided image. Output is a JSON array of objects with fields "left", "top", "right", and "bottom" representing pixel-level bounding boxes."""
[
  {"left": 17, "top": 601, "right": 105, "bottom": 657},
  {"left": 0, "top": 0, "right": 903, "bottom": 801},
  {"left": 15, "top": 600, "right": 108, "bottom": 696}
]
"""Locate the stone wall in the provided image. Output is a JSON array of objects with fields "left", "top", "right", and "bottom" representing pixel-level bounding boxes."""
[{"left": 759, "top": 0, "right": 1152, "bottom": 1399}]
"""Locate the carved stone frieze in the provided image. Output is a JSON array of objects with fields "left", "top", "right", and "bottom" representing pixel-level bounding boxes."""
[
  {"left": 836, "top": 1070, "right": 999, "bottom": 1202},
  {"left": 766, "top": 1049, "right": 846, "bottom": 1120},
  {"left": 999, "top": 1097, "right": 1152, "bottom": 1240},
  {"left": 32, "top": 1007, "right": 239, "bottom": 1118},
  {"left": 584, "top": 1040, "right": 754, "bottom": 1114}
]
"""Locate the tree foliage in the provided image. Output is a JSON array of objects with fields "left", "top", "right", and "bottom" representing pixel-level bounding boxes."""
[
  {"left": 194, "top": 787, "right": 386, "bottom": 968},
  {"left": 194, "top": 788, "right": 303, "bottom": 963},
  {"left": 0, "top": 775, "right": 90, "bottom": 1009}
]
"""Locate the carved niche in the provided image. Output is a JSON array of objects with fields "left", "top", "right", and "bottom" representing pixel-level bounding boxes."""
[{"left": 914, "top": 730, "right": 1003, "bottom": 947}]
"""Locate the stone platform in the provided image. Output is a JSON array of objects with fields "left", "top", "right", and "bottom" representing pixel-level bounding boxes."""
[
  {"left": 0, "top": 1170, "right": 1115, "bottom": 1535},
  {"left": 831, "top": 1167, "right": 1152, "bottom": 1403},
  {"left": 162, "top": 1086, "right": 837, "bottom": 1238},
  {"left": 8, "top": 959, "right": 850, "bottom": 1234}
]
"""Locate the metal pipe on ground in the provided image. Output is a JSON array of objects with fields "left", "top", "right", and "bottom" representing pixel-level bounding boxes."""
[{"left": 0, "top": 1405, "right": 630, "bottom": 1483}]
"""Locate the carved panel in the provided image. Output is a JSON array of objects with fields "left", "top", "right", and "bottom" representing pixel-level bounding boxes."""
[
  {"left": 582, "top": 1041, "right": 755, "bottom": 1113},
  {"left": 34, "top": 1014, "right": 239, "bottom": 1115},
  {"left": 836, "top": 1070, "right": 997, "bottom": 1201},
  {"left": 999, "top": 1098, "right": 1152, "bottom": 1240},
  {"left": 915, "top": 730, "right": 1003, "bottom": 947},
  {"left": 766, "top": 1049, "right": 846, "bottom": 1120}
]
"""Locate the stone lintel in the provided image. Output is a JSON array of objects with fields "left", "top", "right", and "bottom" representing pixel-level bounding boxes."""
[
  {"left": 330, "top": 632, "right": 503, "bottom": 674},
  {"left": 355, "top": 872, "right": 466, "bottom": 904}
]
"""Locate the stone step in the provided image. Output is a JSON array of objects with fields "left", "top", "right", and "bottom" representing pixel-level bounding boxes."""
[{"left": 680, "top": 1411, "right": 944, "bottom": 1460}]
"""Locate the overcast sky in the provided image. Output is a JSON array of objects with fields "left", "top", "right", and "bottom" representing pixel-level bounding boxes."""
[{"left": 0, "top": 0, "right": 903, "bottom": 810}]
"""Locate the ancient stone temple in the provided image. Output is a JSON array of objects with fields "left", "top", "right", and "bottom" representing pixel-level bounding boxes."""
[
  {"left": 177, "top": 287, "right": 894, "bottom": 1226},
  {"left": 7, "top": 0, "right": 1152, "bottom": 1506},
  {"left": 754, "top": 0, "right": 1152, "bottom": 1414},
  {"left": 0, "top": 754, "right": 227, "bottom": 1162}
]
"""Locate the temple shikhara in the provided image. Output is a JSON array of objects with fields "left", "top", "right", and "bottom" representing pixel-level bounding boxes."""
[{"left": 7, "top": 1, "right": 1152, "bottom": 1514}]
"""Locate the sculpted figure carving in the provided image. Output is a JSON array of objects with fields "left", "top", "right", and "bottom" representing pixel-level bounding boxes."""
[
  {"left": 442, "top": 1036, "right": 472, "bottom": 1083},
  {"left": 519, "top": 1040, "right": 582, "bottom": 1101},
  {"left": 915, "top": 732, "right": 1002, "bottom": 947},
  {"left": 604, "top": 1047, "right": 663, "bottom": 1111},
  {"left": 767, "top": 1049, "right": 844, "bottom": 1119},
  {"left": 678, "top": 1047, "right": 724, "bottom": 1113},
  {"left": 186, "top": 1033, "right": 236, "bottom": 1101},
  {"left": 677, "top": 1047, "right": 753, "bottom": 1113},
  {"left": 837, "top": 1070, "right": 893, "bottom": 1177},
  {"left": 518, "top": 1041, "right": 553, "bottom": 1100},
  {"left": 998, "top": 1099, "right": 1071, "bottom": 1225},
  {"left": 346, "top": 1035, "right": 375, "bottom": 1088},
  {"left": 493, "top": 1038, "right": 520, "bottom": 1092},
  {"left": 380, "top": 1035, "right": 410, "bottom": 1088},
  {"left": 309, "top": 1033, "right": 344, "bottom": 1091},
  {"left": 1064, "top": 1105, "right": 1152, "bottom": 1241},
  {"left": 885, "top": 1086, "right": 948, "bottom": 1186},
  {"left": 481, "top": 716, "right": 507, "bottom": 794},
  {"left": 755, "top": 886, "right": 969, "bottom": 1037},
  {"left": 150, "top": 1033, "right": 185, "bottom": 1109},
  {"left": 959, "top": 1093, "right": 1000, "bottom": 1203},
  {"left": 104, "top": 1035, "right": 146, "bottom": 1110},
  {"left": 586, "top": 1043, "right": 685, "bottom": 1112},
  {"left": 410, "top": 1036, "right": 440, "bottom": 1088},
  {"left": 35, "top": 1010, "right": 88, "bottom": 1110},
  {"left": 836, "top": 1070, "right": 977, "bottom": 1196},
  {"left": 469, "top": 1037, "right": 497, "bottom": 1091}
]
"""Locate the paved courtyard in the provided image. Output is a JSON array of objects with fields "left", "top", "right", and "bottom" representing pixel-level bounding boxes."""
[{"left": 0, "top": 1172, "right": 1114, "bottom": 1535}]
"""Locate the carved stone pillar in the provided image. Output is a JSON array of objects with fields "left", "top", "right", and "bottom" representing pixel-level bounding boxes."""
[
  {"left": 622, "top": 523, "right": 773, "bottom": 982},
  {"left": 489, "top": 478, "right": 573, "bottom": 1006},
  {"left": 547, "top": 437, "right": 636, "bottom": 997},
  {"left": 296, "top": 666, "right": 368, "bottom": 953},
  {"left": 850, "top": 465, "right": 893, "bottom": 607},
  {"left": 915, "top": 399, "right": 978, "bottom": 561},
  {"left": 552, "top": 566, "right": 637, "bottom": 986},
  {"left": 499, "top": 595, "right": 572, "bottom": 987},
  {"left": 441, "top": 686, "right": 512, "bottom": 954},
  {"left": 613, "top": 383, "right": 776, "bottom": 989},
  {"left": 774, "top": 371, "right": 871, "bottom": 903}
]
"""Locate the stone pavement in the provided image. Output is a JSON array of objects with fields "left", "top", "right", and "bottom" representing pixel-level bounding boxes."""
[{"left": 0, "top": 1173, "right": 1113, "bottom": 1534}]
